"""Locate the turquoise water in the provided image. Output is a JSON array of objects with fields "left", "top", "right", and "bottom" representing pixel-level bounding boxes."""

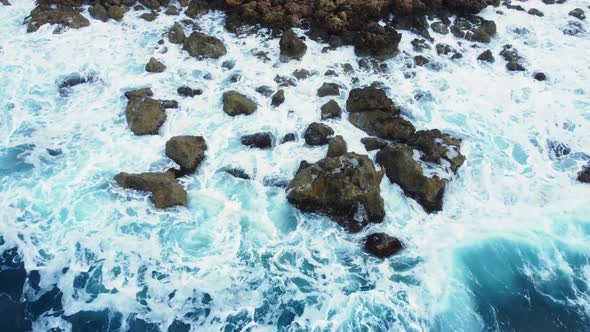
[{"left": 1, "top": 1, "right": 589, "bottom": 331}]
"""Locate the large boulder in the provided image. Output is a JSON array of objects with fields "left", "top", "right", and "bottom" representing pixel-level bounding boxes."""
[
  {"left": 241, "top": 132, "right": 273, "bottom": 149},
  {"left": 287, "top": 152, "right": 385, "bottom": 232},
  {"left": 376, "top": 144, "right": 446, "bottom": 213},
  {"left": 222, "top": 91, "right": 257, "bottom": 116},
  {"left": 125, "top": 96, "right": 166, "bottom": 135},
  {"left": 168, "top": 22, "right": 186, "bottom": 44},
  {"left": 364, "top": 233, "right": 403, "bottom": 258},
  {"left": 145, "top": 57, "right": 166, "bottom": 73},
  {"left": 115, "top": 172, "right": 187, "bottom": 209},
  {"left": 320, "top": 100, "right": 342, "bottom": 120},
  {"left": 304, "top": 122, "right": 334, "bottom": 146},
  {"left": 26, "top": 5, "right": 90, "bottom": 33},
  {"left": 407, "top": 129, "right": 465, "bottom": 173},
  {"left": 279, "top": 30, "right": 307, "bottom": 61},
  {"left": 183, "top": 32, "right": 227, "bottom": 59},
  {"left": 165, "top": 136, "right": 207, "bottom": 174},
  {"left": 346, "top": 87, "right": 399, "bottom": 114}
]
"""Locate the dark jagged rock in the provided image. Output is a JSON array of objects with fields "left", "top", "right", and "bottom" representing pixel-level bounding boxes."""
[
  {"left": 361, "top": 137, "right": 387, "bottom": 151},
  {"left": 450, "top": 16, "right": 496, "bottom": 43},
  {"left": 115, "top": 172, "right": 188, "bottom": 208},
  {"left": 145, "top": 57, "right": 166, "bottom": 73},
  {"left": 89, "top": 4, "right": 109, "bottom": 22},
  {"left": 327, "top": 135, "right": 347, "bottom": 158},
  {"left": 279, "top": 30, "right": 307, "bottom": 61},
  {"left": 528, "top": 8, "right": 544, "bottom": 17},
  {"left": 431, "top": 21, "right": 449, "bottom": 35},
  {"left": 177, "top": 86, "right": 202, "bottom": 97},
  {"left": 412, "top": 38, "right": 431, "bottom": 52},
  {"left": 477, "top": 49, "right": 495, "bottom": 63},
  {"left": 281, "top": 133, "right": 296, "bottom": 143},
  {"left": 547, "top": 140, "right": 570, "bottom": 158},
  {"left": 407, "top": 129, "right": 465, "bottom": 173},
  {"left": 346, "top": 87, "right": 399, "bottom": 114},
  {"left": 124, "top": 88, "right": 153, "bottom": 99},
  {"left": 320, "top": 100, "right": 342, "bottom": 120},
  {"left": 26, "top": 5, "right": 90, "bottom": 33},
  {"left": 125, "top": 96, "right": 166, "bottom": 135},
  {"left": 414, "top": 55, "right": 430, "bottom": 66},
  {"left": 500, "top": 44, "right": 526, "bottom": 71},
  {"left": 57, "top": 72, "right": 99, "bottom": 97},
  {"left": 353, "top": 23, "right": 402, "bottom": 60},
  {"left": 222, "top": 91, "right": 257, "bottom": 116},
  {"left": 165, "top": 136, "right": 207, "bottom": 174},
  {"left": 569, "top": 8, "right": 586, "bottom": 21},
  {"left": 255, "top": 86, "right": 274, "bottom": 97},
  {"left": 183, "top": 32, "right": 227, "bottom": 59},
  {"left": 168, "top": 22, "right": 186, "bottom": 44},
  {"left": 376, "top": 144, "right": 446, "bottom": 213},
  {"left": 317, "top": 83, "right": 341, "bottom": 97},
  {"left": 225, "top": 168, "right": 250, "bottom": 180},
  {"left": 241, "top": 132, "right": 273, "bottom": 149},
  {"left": 271, "top": 89, "right": 285, "bottom": 107},
  {"left": 364, "top": 233, "right": 403, "bottom": 258},
  {"left": 304, "top": 122, "right": 334, "bottom": 146},
  {"left": 287, "top": 152, "right": 385, "bottom": 232},
  {"left": 578, "top": 162, "right": 590, "bottom": 183},
  {"left": 534, "top": 72, "right": 547, "bottom": 81},
  {"left": 160, "top": 100, "right": 178, "bottom": 109}
]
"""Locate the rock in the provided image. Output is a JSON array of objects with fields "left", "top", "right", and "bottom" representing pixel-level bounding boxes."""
[
  {"left": 304, "top": 122, "right": 334, "bottom": 146},
  {"left": 160, "top": 100, "right": 178, "bottom": 109},
  {"left": 364, "top": 233, "right": 403, "bottom": 258},
  {"left": 115, "top": 172, "right": 187, "bottom": 209},
  {"left": 168, "top": 23, "right": 186, "bottom": 44},
  {"left": 431, "top": 22, "right": 449, "bottom": 35},
  {"left": 450, "top": 16, "right": 496, "bottom": 44},
  {"left": 225, "top": 168, "right": 250, "bottom": 180},
  {"left": 528, "top": 8, "right": 544, "bottom": 17},
  {"left": 165, "top": 5, "right": 179, "bottom": 15},
  {"left": 534, "top": 72, "right": 547, "bottom": 81},
  {"left": 287, "top": 152, "right": 384, "bottom": 232},
  {"left": 327, "top": 136, "right": 347, "bottom": 158},
  {"left": 281, "top": 133, "right": 296, "bottom": 143},
  {"left": 578, "top": 162, "right": 590, "bottom": 183},
  {"left": 477, "top": 49, "right": 495, "bottom": 63},
  {"left": 89, "top": 4, "right": 109, "bottom": 22},
  {"left": 320, "top": 100, "right": 342, "bottom": 120},
  {"left": 255, "top": 86, "right": 274, "bottom": 97},
  {"left": 500, "top": 45, "right": 526, "bottom": 71},
  {"left": 221, "top": 60, "right": 236, "bottom": 70},
  {"left": 569, "top": 8, "right": 586, "bottom": 20},
  {"left": 145, "top": 57, "right": 166, "bottom": 73},
  {"left": 271, "top": 89, "right": 285, "bottom": 107},
  {"left": 185, "top": 0, "right": 210, "bottom": 18},
  {"left": 124, "top": 88, "right": 153, "bottom": 99},
  {"left": 547, "top": 140, "right": 570, "bottom": 158},
  {"left": 125, "top": 96, "right": 166, "bottom": 135},
  {"left": 296, "top": 160, "right": 312, "bottom": 175},
  {"left": 140, "top": 12, "right": 158, "bottom": 21},
  {"left": 346, "top": 87, "right": 399, "bottom": 114},
  {"left": 361, "top": 137, "right": 387, "bottom": 151},
  {"left": 414, "top": 55, "right": 430, "bottom": 66},
  {"left": 407, "top": 129, "right": 465, "bottom": 173},
  {"left": 165, "top": 136, "right": 207, "bottom": 174},
  {"left": 223, "top": 91, "right": 257, "bottom": 116},
  {"left": 1, "top": 0, "right": 11, "bottom": 5},
  {"left": 57, "top": 72, "right": 99, "bottom": 97},
  {"left": 183, "top": 32, "right": 227, "bottom": 59},
  {"left": 279, "top": 30, "right": 307, "bottom": 61},
  {"left": 26, "top": 5, "right": 90, "bottom": 33},
  {"left": 412, "top": 39, "right": 431, "bottom": 52},
  {"left": 241, "top": 132, "right": 273, "bottom": 149},
  {"left": 177, "top": 86, "right": 202, "bottom": 97},
  {"left": 293, "top": 69, "right": 312, "bottom": 80},
  {"left": 139, "top": 0, "right": 160, "bottom": 10},
  {"left": 376, "top": 144, "right": 446, "bottom": 213},
  {"left": 317, "top": 83, "right": 341, "bottom": 97},
  {"left": 353, "top": 23, "right": 402, "bottom": 60},
  {"left": 107, "top": 5, "right": 125, "bottom": 20}
]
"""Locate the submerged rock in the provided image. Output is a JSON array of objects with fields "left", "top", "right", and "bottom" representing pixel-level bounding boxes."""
[
  {"left": 57, "top": 72, "right": 99, "bottom": 97},
  {"left": 376, "top": 144, "right": 446, "bottom": 213},
  {"left": 241, "top": 132, "right": 273, "bottom": 149},
  {"left": 578, "top": 162, "right": 590, "bottom": 183},
  {"left": 26, "top": 5, "right": 90, "bottom": 33},
  {"left": 183, "top": 32, "right": 227, "bottom": 59},
  {"left": 304, "top": 122, "right": 334, "bottom": 146},
  {"left": 287, "top": 152, "right": 385, "bottom": 232},
  {"left": 115, "top": 172, "right": 187, "bottom": 208},
  {"left": 222, "top": 91, "right": 257, "bottom": 116},
  {"left": 279, "top": 30, "right": 307, "bottom": 61},
  {"left": 125, "top": 96, "right": 166, "bottom": 135},
  {"left": 145, "top": 57, "right": 166, "bottom": 73},
  {"left": 364, "top": 233, "right": 404, "bottom": 258},
  {"left": 225, "top": 168, "right": 250, "bottom": 180},
  {"left": 165, "top": 136, "right": 207, "bottom": 174}
]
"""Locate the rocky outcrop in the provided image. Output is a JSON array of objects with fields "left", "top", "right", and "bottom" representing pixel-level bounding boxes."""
[
  {"left": 183, "top": 32, "right": 227, "bottom": 59},
  {"left": 407, "top": 129, "right": 465, "bottom": 173},
  {"left": 165, "top": 136, "right": 207, "bottom": 174},
  {"left": 222, "top": 91, "right": 257, "bottom": 116},
  {"left": 304, "top": 122, "right": 334, "bottom": 146},
  {"left": 346, "top": 87, "right": 415, "bottom": 141},
  {"left": 26, "top": 5, "right": 90, "bottom": 33},
  {"left": 115, "top": 172, "right": 187, "bottom": 209},
  {"left": 287, "top": 152, "right": 385, "bottom": 232},
  {"left": 145, "top": 57, "right": 166, "bottom": 73},
  {"left": 241, "top": 132, "right": 273, "bottom": 149},
  {"left": 376, "top": 144, "right": 446, "bottom": 212},
  {"left": 124, "top": 93, "right": 166, "bottom": 135},
  {"left": 364, "top": 233, "right": 403, "bottom": 258},
  {"left": 279, "top": 30, "right": 307, "bottom": 61}
]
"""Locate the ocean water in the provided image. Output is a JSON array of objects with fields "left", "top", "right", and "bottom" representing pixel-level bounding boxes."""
[{"left": 0, "top": 1, "right": 589, "bottom": 331}]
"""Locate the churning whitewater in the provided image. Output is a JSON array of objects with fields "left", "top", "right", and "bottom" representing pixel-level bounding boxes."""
[{"left": 1, "top": 0, "right": 590, "bottom": 331}]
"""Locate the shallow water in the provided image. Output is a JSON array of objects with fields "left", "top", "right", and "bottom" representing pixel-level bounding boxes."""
[{"left": 0, "top": 1, "right": 589, "bottom": 331}]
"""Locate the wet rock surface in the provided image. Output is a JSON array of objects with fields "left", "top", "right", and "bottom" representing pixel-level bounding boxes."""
[
  {"left": 500, "top": 45, "right": 526, "bottom": 71},
  {"left": 124, "top": 94, "right": 166, "bottom": 135},
  {"left": 241, "top": 132, "right": 273, "bottom": 149},
  {"left": 287, "top": 152, "right": 385, "bottom": 232},
  {"left": 279, "top": 30, "right": 307, "bottom": 61},
  {"left": 326, "top": 135, "right": 347, "bottom": 158},
  {"left": 115, "top": 172, "right": 188, "bottom": 208},
  {"left": 165, "top": 136, "right": 207, "bottom": 174},
  {"left": 364, "top": 233, "right": 404, "bottom": 258},
  {"left": 578, "top": 162, "right": 590, "bottom": 183},
  {"left": 183, "top": 32, "right": 227, "bottom": 59},
  {"left": 304, "top": 122, "right": 334, "bottom": 146},
  {"left": 26, "top": 4, "right": 90, "bottom": 33},
  {"left": 222, "top": 91, "right": 257, "bottom": 116},
  {"left": 145, "top": 57, "right": 166, "bottom": 73},
  {"left": 407, "top": 129, "right": 466, "bottom": 173}
]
